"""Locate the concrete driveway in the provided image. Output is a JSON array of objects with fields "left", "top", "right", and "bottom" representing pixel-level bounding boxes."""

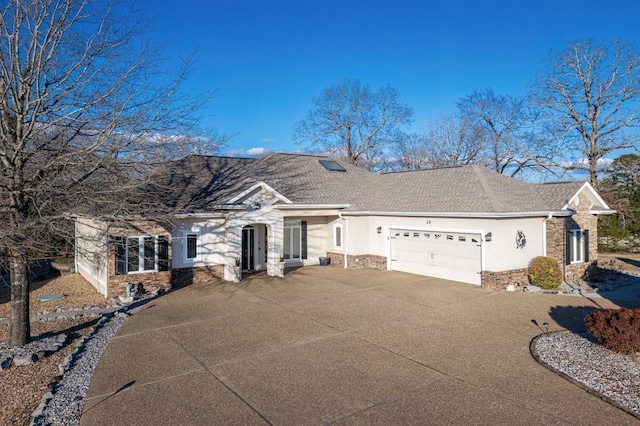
[{"left": 80, "top": 267, "right": 638, "bottom": 425}]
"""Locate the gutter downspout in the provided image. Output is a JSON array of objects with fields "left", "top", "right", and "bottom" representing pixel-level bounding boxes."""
[
  {"left": 542, "top": 213, "right": 552, "bottom": 257},
  {"left": 338, "top": 213, "right": 348, "bottom": 268}
]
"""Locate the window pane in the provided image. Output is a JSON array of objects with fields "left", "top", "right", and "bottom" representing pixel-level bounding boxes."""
[
  {"left": 144, "top": 237, "right": 155, "bottom": 270},
  {"left": 335, "top": 226, "right": 341, "bottom": 248},
  {"left": 127, "top": 237, "right": 139, "bottom": 272},
  {"left": 293, "top": 227, "right": 300, "bottom": 258},
  {"left": 284, "top": 228, "right": 291, "bottom": 259},
  {"left": 115, "top": 237, "right": 126, "bottom": 275},
  {"left": 186, "top": 234, "right": 197, "bottom": 259},
  {"left": 158, "top": 236, "right": 169, "bottom": 271},
  {"left": 575, "top": 232, "right": 583, "bottom": 262}
]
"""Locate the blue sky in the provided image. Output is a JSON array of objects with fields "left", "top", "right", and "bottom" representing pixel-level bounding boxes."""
[{"left": 138, "top": 0, "right": 640, "bottom": 157}]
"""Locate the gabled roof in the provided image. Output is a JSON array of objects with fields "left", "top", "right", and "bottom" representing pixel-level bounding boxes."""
[{"left": 147, "top": 153, "right": 610, "bottom": 217}]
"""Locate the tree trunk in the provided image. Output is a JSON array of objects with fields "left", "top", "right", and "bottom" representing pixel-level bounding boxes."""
[
  {"left": 589, "top": 155, "right": 599, "bottom": 188},
  {"left": 8, "top": 247, "right": 30, "bottom": 346}
]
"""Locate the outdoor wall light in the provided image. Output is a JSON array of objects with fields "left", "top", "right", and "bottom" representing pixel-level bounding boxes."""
[
  {"left": 485, "top": 232, "right": 492, "bottom": 242},
  {"left": 376, "top": 226, "right": 382, "bottom": 234}
]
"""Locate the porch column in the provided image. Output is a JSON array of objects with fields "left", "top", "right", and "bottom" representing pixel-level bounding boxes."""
[
  {"left": 224, "top": 225, "right": 242, "bottom": 282},
  {"left": 267, "top": 219, "right": 284, "bottom": 277}
]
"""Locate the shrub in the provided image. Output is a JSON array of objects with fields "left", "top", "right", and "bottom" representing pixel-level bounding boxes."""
[
  {"left": 583, "top": 262, "right": 606, "bottom": 282},
  {"left": 585, "top": 308, "right": 640, "bottom": 357},
  {"left": 527, "top": 256, "right": 562, "bottom": 289}
]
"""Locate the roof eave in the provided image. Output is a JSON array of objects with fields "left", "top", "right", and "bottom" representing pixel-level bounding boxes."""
[
  {"left": 274, "top": 204, "right": 351, "bottom": 210},
  {"left": 342, "top": 210, "right": 574, "bottom": 218},
  {"left": 589, "top": 209, "right": 616, "bottom": 215}
]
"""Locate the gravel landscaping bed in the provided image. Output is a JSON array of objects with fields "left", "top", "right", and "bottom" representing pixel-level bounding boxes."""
[
  {"left": 34, "top": 311, "right": 129, "bottom": 426},
  {"left": 533, "top": 332, "right": 640, "bottom": 419},
  {"left": 0, "top": 318, "right": 96, "bottom": 426}
]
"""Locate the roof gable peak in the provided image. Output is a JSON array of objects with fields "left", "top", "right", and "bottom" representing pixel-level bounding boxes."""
[{"left": 227, "top": 181, "right": 292, "bottom": 204}]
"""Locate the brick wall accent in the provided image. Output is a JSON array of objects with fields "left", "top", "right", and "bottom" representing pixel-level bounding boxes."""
[
  {"left": 545, "top": 192, "right": 598, "bottom": 281},
  {"left": 481, "top": 269, "right": 529, "bottom": 291},
  {"left": 106, "top": 220, "right": 172, "bottom": 298},
  {"left": 325, "top": 252, "right": 344, "bottom": 267},
  {"left": 325, "top": 252, "right": 387, "bottom": 270},
  {"left": 545, "top": 217, "right": 565, "bottom": 266},
  {"left": 172, "top": 265, "right": 224, "bottom": 288},
  {"left": 108, "top": 271, "right": 171, "bottom": 298}
]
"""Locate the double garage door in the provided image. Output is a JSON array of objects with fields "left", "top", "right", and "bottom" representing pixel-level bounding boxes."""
[{"left": 389, "top": 229, "right": 482, "bottom": 285}]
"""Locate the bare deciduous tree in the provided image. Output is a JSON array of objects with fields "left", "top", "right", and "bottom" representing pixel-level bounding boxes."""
[
  {"left": 457, "top": 88, "right": 555, "bottom": 177},
  {"left": 390, "top": 133, "right": 430, "bottom": 171},
  {"left": 293, "top": 78, "right": 413, "bottom": 170},
  {"left": 0, "top": 0, "right": 220, "bottom": 345},
  {"left": 425, "top": 115, "right": 484, "bottom": 168},
  {"left": 531, "top": 39, "right": 640, "bottom": 186},
  {"left": 391, "top": 115, "right": 482, "bottom": 171}
]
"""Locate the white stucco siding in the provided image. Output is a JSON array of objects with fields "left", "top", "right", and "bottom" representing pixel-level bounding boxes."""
[
  {"left": 171, "top": 218, "right": 227, "bottom": 269},
  {"left": 344, "top": 216, "right": 370, "bottom": 255},
  {"left": 74, "top": 218, "right": 108, "bottom": 296},
  {"left": 483, "top": 217, "right": 545, "bottom": 271}
]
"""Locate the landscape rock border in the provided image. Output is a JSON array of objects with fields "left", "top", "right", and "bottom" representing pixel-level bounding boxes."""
[
  {"left": 28, "top": 292, "right": 161, "bottom": 426},
  {"left": 530, "top": 331, "right": 640, "bottom": 421}
]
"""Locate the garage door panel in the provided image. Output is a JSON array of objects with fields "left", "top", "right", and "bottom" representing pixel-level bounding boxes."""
[{"left": 390, "top": 229, "right": 481, "bottom": 285}]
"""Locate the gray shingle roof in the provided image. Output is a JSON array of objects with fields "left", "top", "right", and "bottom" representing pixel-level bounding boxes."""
[{"left": 151, "top": 153, "right": 596, "bottom": 215}]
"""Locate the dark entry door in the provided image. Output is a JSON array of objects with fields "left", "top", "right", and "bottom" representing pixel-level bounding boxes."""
[{"left": 242, "top": 227, "right": 254, "bottom": 270}]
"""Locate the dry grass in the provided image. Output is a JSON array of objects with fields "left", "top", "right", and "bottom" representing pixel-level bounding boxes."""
[
  {"left": 0, "top": 274, "right": 110, "bottom": 320},
  {"left": 599, "top": 253, "right": 640, "bottom": 275}
]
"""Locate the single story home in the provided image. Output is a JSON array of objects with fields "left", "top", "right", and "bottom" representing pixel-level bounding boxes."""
[{"left": 74, "top": 153, "right": 613, "bottom": 297}]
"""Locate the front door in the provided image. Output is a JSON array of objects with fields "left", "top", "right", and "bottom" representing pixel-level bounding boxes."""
[{"left": 242, "top": 227, "right": 255, "bottom": 271}]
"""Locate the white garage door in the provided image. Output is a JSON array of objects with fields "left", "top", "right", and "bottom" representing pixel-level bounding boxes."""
[{"left": 389, "top": 229, "right": 482, "bottom": 285}]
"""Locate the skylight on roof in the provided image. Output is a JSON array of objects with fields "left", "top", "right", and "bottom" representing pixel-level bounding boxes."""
[{"left": 319, "top": 160, "right": 346, "bottom": 172}]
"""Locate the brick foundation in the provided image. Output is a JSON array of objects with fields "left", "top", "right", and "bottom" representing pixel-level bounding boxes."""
[
  {"left": 481, "top": 269, "right": 529, "bottom": 291},
  {"left": 108, "top": 271, "right": 171, "bottom": 298},
  {"left": 325, "top": 252, "right": 387, "bottom": 270},
  {"left": 172, "top": 265, "right": 224, "bottom": 288}
]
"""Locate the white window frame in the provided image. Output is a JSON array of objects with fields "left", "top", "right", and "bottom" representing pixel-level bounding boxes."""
[
  {"left": 569, "top": 229, "right": 585, "bottom": 263},
  {"left": 183, "top": 231, "right": 201, "bottom": 262},
  {"left": 125, "top": 235, "right": 158, "bottom": 274},
  {"left": 283, "top": 220, "right": 302, "bottom": 261},
  {"left": 333, "top": 223, "right": 343, "bottom": 250}
]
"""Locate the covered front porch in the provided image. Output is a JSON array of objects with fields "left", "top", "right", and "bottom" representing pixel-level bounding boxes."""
[{"left": 224, "top": 216, "right": 329, "bottom": 282}]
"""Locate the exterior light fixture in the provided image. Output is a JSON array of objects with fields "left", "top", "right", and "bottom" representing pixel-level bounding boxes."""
[
  {"left": 377, "top": 226, "right": 382, "bottom": 234},
  {"left": 485, "top": 232, "right": 492, "bottom": 242}
]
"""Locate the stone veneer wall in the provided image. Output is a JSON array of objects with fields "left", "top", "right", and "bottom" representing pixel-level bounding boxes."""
[
  {"left": 172, "top": 265, "right": 225, "bottom": 288},
  {"left": 106, "top": 220, "right": 172, "bottom": 298},
  {"left": 325, "top": 252, "right": 387, "bottom": 270},
  {"left": 545, "top": 193, "right": 598, "bottom": 281},
  {"left": 108, "top": 271, "right": 171, "bottom": 298},
  {"left": 481, "top": 269, "right": 529, "bottom": 291}
]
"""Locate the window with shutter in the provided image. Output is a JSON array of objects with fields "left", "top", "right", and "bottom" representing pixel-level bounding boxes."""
[{"left": 567, "top": 229, "right": 588, "bottom": 264}]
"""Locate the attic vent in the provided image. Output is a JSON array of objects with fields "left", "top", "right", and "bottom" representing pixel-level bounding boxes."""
[{"left": 319, "top": 160, "right": 346, "bottom": 172}]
